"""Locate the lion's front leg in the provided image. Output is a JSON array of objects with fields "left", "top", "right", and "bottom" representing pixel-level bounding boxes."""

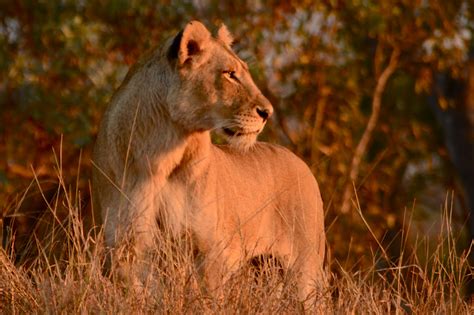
[
  {"left": 290, "top": 244, "right": 328, "bottom": 311},
  {"left": 201, "top": 245, "right": 242, "bottom": 299},
  {"left": 104, "top": 184, "right": 160, "bottom": 290}
]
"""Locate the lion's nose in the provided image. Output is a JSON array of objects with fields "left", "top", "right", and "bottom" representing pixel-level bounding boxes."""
[
  {"left": 256, "top": 107, "right": 271, "bottom": 121},
  {"left": 256, "top": 100, "right": 273, "bottom": 122}
]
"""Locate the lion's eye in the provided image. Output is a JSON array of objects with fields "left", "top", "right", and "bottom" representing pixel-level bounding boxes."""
[{"left": 222, "top": 70, "right": 238, "bottom": 82}]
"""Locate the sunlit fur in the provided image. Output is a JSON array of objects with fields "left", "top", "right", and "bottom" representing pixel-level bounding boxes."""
[{"left": 92, "top": 21, "right": 326, "bottom": 305}]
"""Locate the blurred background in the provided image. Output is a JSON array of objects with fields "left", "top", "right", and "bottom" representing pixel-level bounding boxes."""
[{"left": 1, "top": 0, "right": 473, "bottom": 288}]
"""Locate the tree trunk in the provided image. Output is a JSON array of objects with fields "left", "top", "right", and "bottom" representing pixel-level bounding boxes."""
[
  {"left": 340, "top": 47, "right": 400, "bottom": 214},
  {"left": 428, "top": 55, "right": 474, "bottom": 295}
]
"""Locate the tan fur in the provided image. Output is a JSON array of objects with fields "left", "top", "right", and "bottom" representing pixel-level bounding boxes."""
[{"left": 92, "top": 21, "right": 326, "bottom": 302}]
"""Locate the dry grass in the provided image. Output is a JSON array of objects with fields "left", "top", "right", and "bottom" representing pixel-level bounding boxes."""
[{"left": 1, "top": 162, "right": 473, "bottom": 314}]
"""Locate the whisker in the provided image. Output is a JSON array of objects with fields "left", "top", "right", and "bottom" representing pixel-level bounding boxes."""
[{"left": 211, "top": 119, "right": 241, "bottom": 131}]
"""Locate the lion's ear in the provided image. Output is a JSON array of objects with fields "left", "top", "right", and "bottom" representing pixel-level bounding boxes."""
[
  {"left": 168, "top": 20, "right": 211, "bottom": 66},
  {"left": 217, "top": 24, "right": 234, "bottom": 47}
]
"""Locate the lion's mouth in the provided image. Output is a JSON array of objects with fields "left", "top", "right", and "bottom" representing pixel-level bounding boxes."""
[
  {"left": 223, "top": 128, "right": 260, "bottom": 137},
  {"left": 223, "top": 128, "right": 238, "bottom": 136}
]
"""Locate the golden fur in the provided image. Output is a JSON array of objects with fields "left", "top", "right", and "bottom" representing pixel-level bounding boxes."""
[{"left": 92, "top": 21, "right": 326, "bottom": 301}]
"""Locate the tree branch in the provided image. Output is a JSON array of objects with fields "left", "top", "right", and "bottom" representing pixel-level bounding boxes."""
[{"left": 341, "top": 46, "right": 400, "bottom": 214}]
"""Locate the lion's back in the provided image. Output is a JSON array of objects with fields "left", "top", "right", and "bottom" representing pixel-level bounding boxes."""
[
  {"left": 211, "top": 142, "right": 322, "bottom": 211},
  {"left": 213, "top": 142, "right": 316, "bottom": 182}
]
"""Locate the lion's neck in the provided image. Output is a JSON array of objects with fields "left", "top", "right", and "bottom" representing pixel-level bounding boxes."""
[
  {"left": 124, "top": 68, "right": 212, "bottom": 181},
  {"left": 147, "top": 121, "right": 211, "bottom": 181},
  {"left": 182, "top": 131, "right": 212, "bottom": 166},
  {"left": 175, "top": 130, "right": 212, "bottom": 177}
]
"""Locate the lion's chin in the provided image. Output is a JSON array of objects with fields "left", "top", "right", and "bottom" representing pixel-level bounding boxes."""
[{"left": 226, "top": 133, "right": 258, "bottom": 151}]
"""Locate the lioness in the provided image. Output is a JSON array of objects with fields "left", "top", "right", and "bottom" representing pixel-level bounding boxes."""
[{"left": 92, "top": 21, "right": 326, "bottom": 302}]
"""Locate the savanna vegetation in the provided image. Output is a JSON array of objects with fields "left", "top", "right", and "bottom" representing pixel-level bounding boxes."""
[{"left": 1, "top": 1, "right": 473, "bottom": 313}]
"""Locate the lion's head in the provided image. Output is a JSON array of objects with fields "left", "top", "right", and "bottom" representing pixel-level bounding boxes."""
[{"left": 160, "top": 21, "right": 273, "bottom": 150}]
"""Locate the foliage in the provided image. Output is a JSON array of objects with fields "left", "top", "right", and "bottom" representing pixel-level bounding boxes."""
[{"left": 1, "top": 0, "right": 473, "bottom": 279}]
